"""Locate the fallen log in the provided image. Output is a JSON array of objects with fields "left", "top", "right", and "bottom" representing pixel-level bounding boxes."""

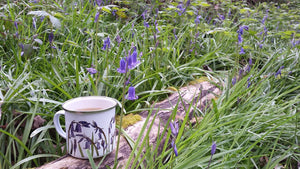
[{"left": 38, "top": 81, "right": 221, "bottom": 169}]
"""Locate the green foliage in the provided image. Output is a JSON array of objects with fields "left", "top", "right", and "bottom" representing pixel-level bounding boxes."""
[{"left": 0, "top": 0, "right": 300, "bottom": 168}]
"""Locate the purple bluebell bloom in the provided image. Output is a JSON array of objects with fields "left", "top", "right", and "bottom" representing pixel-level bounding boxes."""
[
  {"left": 95, "top": 0, "right": 102, "bottom": 6},
  {"left": 176, "top": 3, "right": 184, "bottom": 16},
  {"left": 126, "top": 86, "right": 138, "bottom": 100},
  {"left": 143, "top": 21, "right": 149, "bottom": 28},
  {"left": 247, "top": 77, "right": 251, "bottom": 88},
  {"left": 169, "top": 121, "right": 179, "bottom": 137},
  {"left": 195, "top": 15, "right": 201, "bottom": 25},
  {"left": 275, "top": 66, "right": 284, "bottom": 77},
  {"left": 173, "top": 29, "right": 178, "bottom": 40},
  {"left": 155, "top": 20, "right": 159, "bottom": 33},
  {"left": 228, "top": 8, "right": 231, "bottom": 17},
  {"left": 262, "top": 14, "right": 268, "bottom": 24},
  {"left": 211, "top": 141, "right": 217, "bottom": 155},
  {"left": 130, "top": 47, "right": 140, "bottom": 68},
  {"left": 238, "top": 34, "right": 243, "bottom": 44},
  {"left": 102, "top": 37, "right": 110, "bottom": 50},
  {"left": 171, "top": 140, "right": 178, "bottom": 156},
  {"left": 239, "top": 47, "right": 245, "bottom": 54},
  {"left": 117, "top": 58, "right": 126, "bottom": 73},
  {"left": 141, "top": 10, "right": 147, "bottom": 20},
  {"left": 32, "top": 17, "right": 37, "bottom": 29},
  {"left": 14, "top": 21, "right": 18, "bottom": 29},
  {"left": 94, "top": 12, "right": 100, "bottom": 23},
  {"left": 218, "top": 14, "right": 225, "bottom": 21},
  {"left": 232, "top": 76, "right": 237, "bottom": 86},
  {"left": 86, "top": 67, "right": 97, "bottom": 74},
  {"left": 19, "top": 43, "right": 24, "bottom": 56},
  {"left": 115, "top": 35, "right": 122, "bottom": 46},
  {"left": 49, "top": 31, "right": 54, "bottom": 43}
]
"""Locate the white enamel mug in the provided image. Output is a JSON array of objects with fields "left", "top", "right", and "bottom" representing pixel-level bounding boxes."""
[{"left": 53, "top": 96, "right": 117, "bottom": 159}]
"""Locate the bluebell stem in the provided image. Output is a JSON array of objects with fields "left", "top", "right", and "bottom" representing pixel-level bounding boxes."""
[
  {"left": 126, "top": 86, "right": 138, "bottom": 100},
  {"left": 102, "top": 37, "right": 110, "bottom": 50},
  {"left": 239, "top": 47, "right": 245, "bottom": 54},
  {"left": 86, "top": 67, "right": 97, "bottom": 74},
  {"left": 117, "top": 58, "right": 126, "bottom": 73},
  {"left": 171, "top": 140, "right": 178, "bottom": 156},
  {"left": 94, "top": 12, "right": 100, "bottom": 23}
]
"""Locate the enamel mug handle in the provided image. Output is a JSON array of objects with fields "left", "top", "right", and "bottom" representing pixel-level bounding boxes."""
[{"left": 53, "top": 110, "right": 66, "bottom": 139}]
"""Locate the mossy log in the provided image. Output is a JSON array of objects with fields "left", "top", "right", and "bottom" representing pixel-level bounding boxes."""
[{"left": 38, "top": 81, "right": 221, "bottom": 169}]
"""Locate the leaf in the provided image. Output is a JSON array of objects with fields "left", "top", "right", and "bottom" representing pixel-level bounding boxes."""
[{"left": 28, "top": 11, "right": 61, "bottom": 29}]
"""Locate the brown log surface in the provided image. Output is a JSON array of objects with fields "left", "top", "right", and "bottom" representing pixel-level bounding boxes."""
[{"left": 38, "top": 81, "right": 220, "bottom": 169}]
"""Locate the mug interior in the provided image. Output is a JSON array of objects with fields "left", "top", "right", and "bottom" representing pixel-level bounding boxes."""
[{"left": 62, "top": 96, "right": 117, "bottom": 112}]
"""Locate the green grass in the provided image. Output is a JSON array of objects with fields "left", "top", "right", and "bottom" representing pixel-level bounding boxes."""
[{"left": 0, "top": 0, "right": 300, "bottom": 168}]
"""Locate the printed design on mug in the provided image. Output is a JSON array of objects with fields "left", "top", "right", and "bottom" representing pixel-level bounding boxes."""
[
  {"left": 67, "top": 118, "right": 115, "bottom": 158},
  {"left": 108, "top": 116, "right": 115, "bottom": 150}
]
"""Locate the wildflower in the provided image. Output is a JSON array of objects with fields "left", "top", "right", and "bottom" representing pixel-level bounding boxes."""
[
  {"left": 176, "top": 3, "right": 184, "bottom": 16},
  {"left": 211, "top": 142, "right": 217, "bottom": 155},
  {"left": 117, "top": 58, "right": 126, "bottom": 73},
  {"left": 14, "top": 21, "right": 19, "bottom": 37},
  {"left": 115, "top": 35, "right": 122, "bottom": 46},
  {"left": 275, "top": 66, "right": 284, "bottom": 77},
  {"left": 141, "top": 10, "right": 147, "bottom": 20},
  {"left": 19, "top": 43, "right": 24, "bottom": 56},
  {"left": 102, "top": 37, "right": 110, "bottom": 50},
  {"left": 238, "top": 25, "right": 249, "bottom": 35},
  {"left": 249, "top": 58, "right": 252, "bottom": 66},
  {"left": 228, "top": 8, "right": 231, "bottom": 17},
  {"left": 247, "top": 76, "right": 251, "bottom": 88},
  {"left": 239, "top": 47, "right": 245, "bottom": 54},
  {"left": 173, "top": 29, "right": 178, "bottom": 40},
  {"left": 154, "top": 20, "right": 159, "bottom": 33},
  {"left": 238, "top": 34, "right": 243, "bottom": 44},
  {"left": 195, "top": 15, "right": 201, "bottom": 25},
  {"left": 218, "top": 14, "right": 225, "bottom": 21},
  {"left": 130, "top": 47, "right": 140, "bottom": 68},
  {"left": 208, "top": 141, "right": 217, "bottom": 169},
  {"left": 126, "top": 86, "right": 138, "bottom": 100},
  {"left": 169, "top": 121, "right": 179, "bottom": 137},
  {"left": 49, "top": 31, "right": 54, "bottom": 44},
  {"left": 95, "top": 0, "right": 102, "bottom": 6},
  {"left": 143, "top": 21, "right": 149, "bottom": 28},
  {"left": 232, "top": 76, "right": 237, "bottom": 86},
  {"left": 125, "top": 76, "right": 131, "bottom": 86},
  {"left": 40, "top": 16, "right": 45, "bottom": 21},
  {"left": 32, "top": 17, "right": 37, "bottom": 29},
  {"left": 86, "top": 67, "right": 97, "bottom": 74},
  {"left": 171, "top": 140, "right": 178, "bottom": 156},
  {"left": 262, "top": 12, "right": 268, "bottom": 24},
  {"left": 94, "top": 12, "right": 100, "bottom": 23}
]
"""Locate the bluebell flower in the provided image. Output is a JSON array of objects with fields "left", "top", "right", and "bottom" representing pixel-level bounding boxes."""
[
  {"left": 195, "top": 15, "right": 201, "bottom": 25},
  {"left": 115, "top": 35, "right": 122, "bottom": 46},
  {"left": 238, "top": 34, "right": 243, "bottom": 44},
  {"left": 87, "top": 67, "right": 97, "bottom": 74},
  {"left": 126, "top": 86, "right": 138, "bottom": 100},
  {"left": 19, "top": 43, "right": 24, "bottom": 56},
  {"left": 247, "top": 77, "right": 251, "bottom": 88},
  {"left": 141, "top": 10, "right": 147, "bottom": 20},
  {"left": 228, "top": 8, "right": 231, "bottom": 17},
  {"left": 262, "top": 14, "right": 268, "bottom": 24},
  {"left": 173, "top": 29, "right": 178, "bottom": 40},
  {"left": 169, "top": 121, "right": 179, "bottom": 137},
  {"left": 171, "top": 140, "right": 178, "bottom": 156},
  {"left": 49, "top": 31, "right": 54, "bottom": 43},
  {"left": 32, "top": 17, "right": 37, "bottom": 29},
  {"left": 239, "top": 47, "right": 245, "bottom": 54},
  {"left": 95, "top": 0, "right": 102, "bottom": 6},
  {"left": 218, "top": 14, "right": 225, "bottom": 21},
  {"left": 211, "top": 141, "right": 217, "bottom": 155},
  {"left": 176, "top": 3, "right": 184, "bottom": 16},
  {"left": 94, "top": 12, "right": 100, "bottom": 23},
  {"left": 155, "top": 20, "right": 159, "bottom": 33},
  {"left": 232, "top": 76, "right": 237, "bottom": 86},
  {"left": 102, "top": 37, "right": 110, "bottom": 50},
  {"left": 249, "top": 58, "right": 252, "bottom": 66},
  {"left": 275, "top": 66, "right": 284, "bottom": 77},
  {"left": 130, "top": 47, "right": 140, "bottom": 68},
  {"left": 117, "top": 58, "right": 126, "bottom": 73},
  {"left": 143, "top": 21, "right": 149, "bottom": 28}
]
